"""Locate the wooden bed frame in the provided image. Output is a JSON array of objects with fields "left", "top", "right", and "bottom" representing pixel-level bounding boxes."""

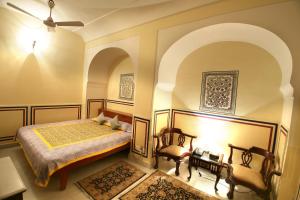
[{"left": 52, "top": 109, "right": 133, "bottom": 190}]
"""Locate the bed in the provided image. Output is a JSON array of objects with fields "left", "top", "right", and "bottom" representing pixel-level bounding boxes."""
[{"left": 17, "top": 109, "right": 132, "bottom": 190}]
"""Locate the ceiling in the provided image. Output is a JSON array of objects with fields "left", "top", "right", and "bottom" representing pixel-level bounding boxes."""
[{"left": 1, "top": 0, "right": 219, "bottom": 41}]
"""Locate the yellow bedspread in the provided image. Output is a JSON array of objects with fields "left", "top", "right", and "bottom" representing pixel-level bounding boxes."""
[{"left": 33, "top": 121, "right": 122, "bottom": 148}]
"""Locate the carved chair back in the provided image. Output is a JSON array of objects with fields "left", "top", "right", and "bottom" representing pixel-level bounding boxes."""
[
  {"left": 228, "top": 144, "right": 278, "bottom": 188},
  {"left": 155, "top": 128, "right": 196, "bottom": 152}
]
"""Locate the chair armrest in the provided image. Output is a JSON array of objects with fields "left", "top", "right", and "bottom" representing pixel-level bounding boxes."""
[
  {"left": 266, "top": 170, "right": 281, "bottom": 188},
  {"left": 181, "top": 132, "right": 197, "bottom": 139},
  {"left": 180, "top": 132, "right": 196, "bottom": 152}
]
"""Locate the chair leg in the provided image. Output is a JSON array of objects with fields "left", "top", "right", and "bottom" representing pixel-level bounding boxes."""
[
  {"left": 175, "top": 160, "right": 180, "bottom": 176},
  {"left": 227, "top": 183, "right": 235, "bottom": 199},
  {"left": 264, "top": 192, "right": 270, "bottom": 200},
  {"left": 154, "top": 154, "right": 159, "bottom": 169}
]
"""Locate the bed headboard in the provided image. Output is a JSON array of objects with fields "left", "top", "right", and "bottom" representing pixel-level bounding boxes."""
[{"left": 99, "top": 109, "right": 133, "bottom": 124}]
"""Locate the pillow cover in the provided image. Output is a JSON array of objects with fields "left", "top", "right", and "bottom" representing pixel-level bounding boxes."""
[
  {"left": 93, "top": 112, "right": 106, "bottom": 124},
  {"left": 119, "top": 122, "right": 132, "bottom": 132},
  {"left": 110, "top": 115, "right": 121, "bottom": 130}
]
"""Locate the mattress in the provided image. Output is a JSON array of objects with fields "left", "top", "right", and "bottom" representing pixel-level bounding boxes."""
[{"left": 17, "top": 119, "right": 132, "bottom": 187}]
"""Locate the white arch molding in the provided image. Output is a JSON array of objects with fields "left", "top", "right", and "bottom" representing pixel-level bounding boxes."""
[
  {"left": 81, "top": 36, "right": 139, "bottom": 118},
  {"left": 157, "top": 23, "right": 293, "bottom": 97}
]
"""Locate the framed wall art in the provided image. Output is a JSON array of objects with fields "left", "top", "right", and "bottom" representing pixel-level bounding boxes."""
[
  {"left": 119, "top": 73, "right": 134, "bottom": 101},
  {"left": 200, "top": 70, "right": 239, "bottom": 114}
]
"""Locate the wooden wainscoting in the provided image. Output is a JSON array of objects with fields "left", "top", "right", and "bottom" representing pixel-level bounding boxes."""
[
  {"left": 152, "top": 109, "right": 170, "bottom": 157},
  {"left": 30, "top": 105, "right": 81, "bottom": 125},
  {"left": 0, "top": 106, "right": 28, "bottom": 144},
  {"left": 106, "top": 99, "right": 134, "bottom": 114},
  {"left": 86, "top": 99, "right": 105, "bottom": 118},
  {"left": 132, "top": 116, "right": 150, "bottom": 158},
  {"left": 171, "top": 109, "right": 278, "bottom": 157}
]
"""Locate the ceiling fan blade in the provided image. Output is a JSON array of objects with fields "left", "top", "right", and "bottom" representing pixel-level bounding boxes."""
[
  {"left": 55, "top": 21, "right": 84, "bottom": 27},
  {"left": 6, "top": 2, "right": 41, "bottom": 21}
]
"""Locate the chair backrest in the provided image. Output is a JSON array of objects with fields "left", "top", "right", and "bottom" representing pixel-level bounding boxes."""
[
  {"left": 228, "top": 144, "right": 276, "bottom": 186},
  {"left": 157, "top": 128, "right": 196, "bottom": 151},
  {"left": 160, "top": 128, "right": 184, "bottom": 147}
]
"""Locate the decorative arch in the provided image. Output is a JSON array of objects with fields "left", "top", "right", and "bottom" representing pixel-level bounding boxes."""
[
  {"left": 81, "top": 37, "right": 139, "bottom": 118},
  {"left": 157, "top": 23, "right": 293, "bottom": 97}
]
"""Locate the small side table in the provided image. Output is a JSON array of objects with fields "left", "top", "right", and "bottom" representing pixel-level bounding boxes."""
[
  {"left": 0, "top": 157, "right": 26, "bottom": 200},
  {"left": 187, "top": 151, "right": 223, "bottom": 191}
]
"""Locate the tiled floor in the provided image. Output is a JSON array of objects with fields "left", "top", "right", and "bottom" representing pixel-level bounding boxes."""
[{"left": 0, "top": 145, "right": 262, "bottom": 200}]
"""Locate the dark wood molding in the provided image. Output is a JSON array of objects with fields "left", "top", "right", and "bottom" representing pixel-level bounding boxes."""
[
  {"left": 86, "top": 99, "right": 105, "bottom": 118},
  {"left": 280, "top": 125, "right": 288, "bottom": 136},
  {"left": 0, "top": 136, "right": 15, "bottom": 142},
  {"left": 86, "top": 99, "right": 134, "bottom": 119},
  {"left": 98, "top": 108, "right": 133, "bottom": 124},
  {"left": 0, "top": 106, "right": 28, "bottom": 142},
  {"left": 132, "top": 116, "right": 150, "bottom": 158},
  {"left": 152, "top": 109, "right": 170, "bottom": 157},
  {"left": 106, "top": 99, "right": 134, "bottom": 106},
  {"left": 30, "top": 105, "right": 81, "bottom": 125},
  {"left": 171, "top": 109, "right": 278, "bottom": 153}
]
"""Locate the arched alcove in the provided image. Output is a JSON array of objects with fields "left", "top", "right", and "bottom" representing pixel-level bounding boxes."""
[
  {"left": 157, "top": 23, "right": 293, "bottom": 97},
  {"left": 153, "top": 23, "right": 294, "bottom": 176},
  {"left": 82, "top": 37, "right": 139, "bottom": 118},
  {"left": 86, "top": 47, "right": 135, "bottom": 116},
  {"left": 87, "top": 47, "right": 130, "bottom": 99}
]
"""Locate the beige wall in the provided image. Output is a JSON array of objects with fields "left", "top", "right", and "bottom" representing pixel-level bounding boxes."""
[
  {"left": 32, "top": 106, "right": 81, "bottom": 124},
  {"left": 86, "top": 48, "right": 128, "bottom": 99},
  {"left": 173, "top": 42, "right": 283, "bottom": 122},
  {"left": 86, "top": 50, "right": 135, "bottom": 114},
  {"left": 107, "top": 56, "right": 134, "bottom": 102},
  {"left": 0, "top": 7, "right": 84, "bottom": 141},
  {"left": 0, "top": 8, "right": 84, "bottom": 105}
]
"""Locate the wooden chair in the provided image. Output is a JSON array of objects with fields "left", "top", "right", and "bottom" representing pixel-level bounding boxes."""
[
  {"left": 154, "top": 128, "right": 196, "bottom": 176},
  {"left": 225, "top": 144, "right": 281, "bottom": 200}
]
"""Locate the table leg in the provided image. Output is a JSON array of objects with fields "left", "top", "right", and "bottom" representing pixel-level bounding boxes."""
[
  {"left": 187, "top": 158, "right": 192, "bottom": 181},
  {"left": 214, "top": 165, "right": 223, "bottom": 191},
  {"left": 214, "top": 173, "right": 220, "bottom": 191}
]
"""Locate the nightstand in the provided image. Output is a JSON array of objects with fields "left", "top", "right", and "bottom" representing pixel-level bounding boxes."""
[
  {"left": 187, "top": 150, "right": 224, "bottom": 191},
  {"left": 0, "top": 157, "right": 26, "bottom": 200}
]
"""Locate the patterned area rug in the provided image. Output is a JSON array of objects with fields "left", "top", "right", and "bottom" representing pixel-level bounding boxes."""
[
  {"left": 120, "top": 170, "right": 219, "bottom": 200},
  {"left": 76, "top": 161, "right": 146, "bottom": 200}
]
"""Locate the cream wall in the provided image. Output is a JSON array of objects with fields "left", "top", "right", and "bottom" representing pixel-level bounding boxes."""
[
  {"left": 0, "top": 7, "right": 84, "bottom": 142},
  {"left": 107, "top": 56, "right": 134, "bottom": 101},
  {"left": 86, "top": 48, "right": 129, "bottom": 99},
  {"left": 173, "top": 42, "right": 283, "bottom": 122},
  {"left": 83, "top": 0, "right": 299, "bottom": 198},
  {"left": 0, "top": 8, "right": 84, "bottom": 105}
]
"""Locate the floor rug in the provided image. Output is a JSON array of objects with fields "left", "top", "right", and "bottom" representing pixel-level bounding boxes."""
[
  {"left": 120, "top": 170, "right": 219, "bottom": 200},
  {"left": 76, "top": 161, "right": 146, "bottom": 200}
]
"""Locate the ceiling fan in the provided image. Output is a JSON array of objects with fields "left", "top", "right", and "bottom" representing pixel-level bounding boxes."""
[{"left": 7, "top": 0, "right": 84, "bottom": 30}]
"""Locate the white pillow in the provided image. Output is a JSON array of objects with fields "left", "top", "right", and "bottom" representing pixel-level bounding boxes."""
[
  {"left": 93, "top": 112, "right": 106, "bottom": 124},
  {"left": 110, "top": 115, "right": 121, "bottom": 130}
]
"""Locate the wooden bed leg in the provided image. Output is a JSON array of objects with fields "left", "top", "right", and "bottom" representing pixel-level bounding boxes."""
[{"left": 59, "top": 170, "right": 68, "bottom": 190}]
